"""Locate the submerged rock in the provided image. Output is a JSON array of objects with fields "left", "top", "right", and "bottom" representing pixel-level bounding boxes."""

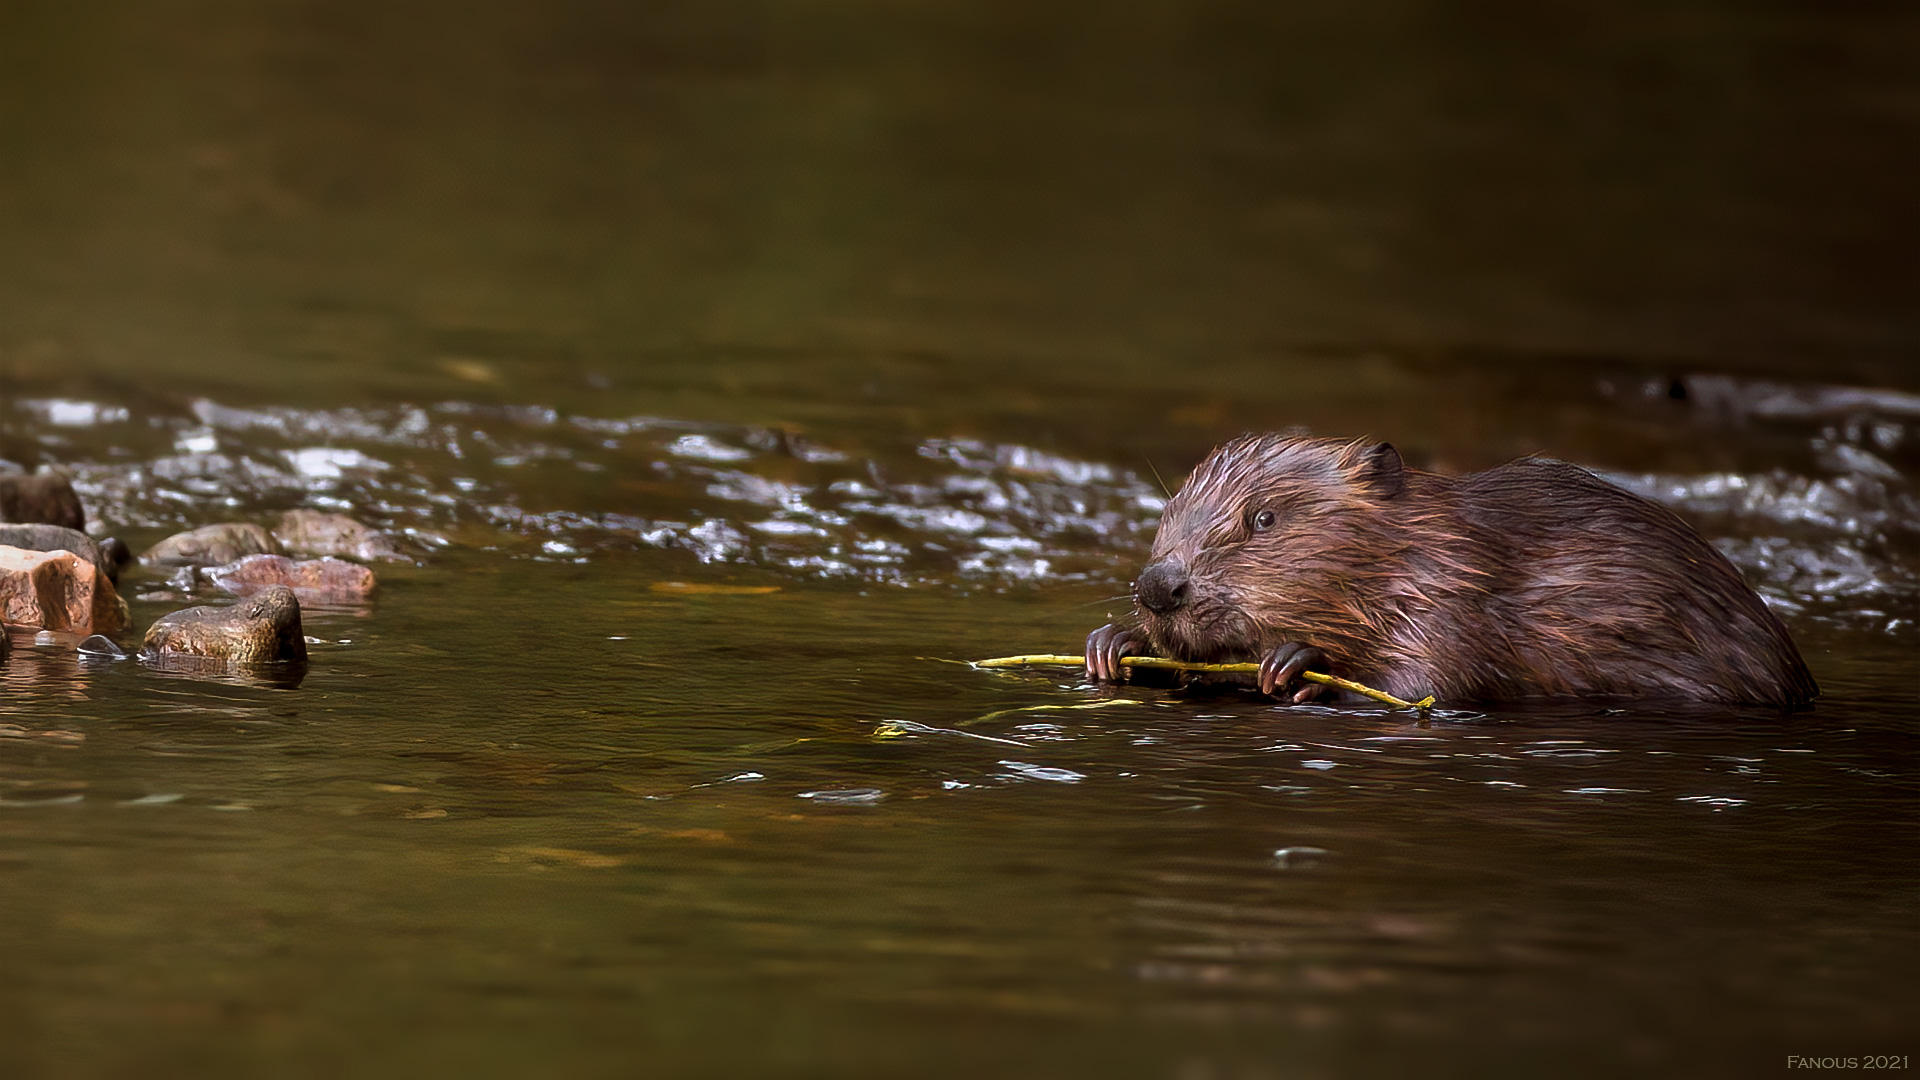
[
  {"left": 77, "top": 634, "right": 126, "bottom": 658},
  {"left": 142, "top": 523, "right": 282, "bottom": 567},
  {"left": 273, "top": 510, "right": 405, "bottom": 562},
  {"left": 0, "top": 545, "right": 130, "bottom": 634},
  {"left": 206, "top": 553, "right": 375, "bottom": 603},
  {"left": 143, "top": 586, "right": 307, "bottom": 663},
  {"left": 0, "top": 472, "right": 85, "bottom": 531},
  {"left": 0, "top": 524, "right": 129, "bottom": 584}
]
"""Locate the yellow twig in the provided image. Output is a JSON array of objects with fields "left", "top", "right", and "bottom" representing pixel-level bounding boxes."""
[{"left": 972, "top": 654, "right": 1435, "bottom": 711}]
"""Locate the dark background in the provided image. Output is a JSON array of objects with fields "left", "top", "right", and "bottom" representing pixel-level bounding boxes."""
[{"left": 2, "top": 0, "right": 1916, "bottom": 399}]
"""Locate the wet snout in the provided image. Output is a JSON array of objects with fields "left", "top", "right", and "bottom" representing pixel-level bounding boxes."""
[{"left": 1134, "top": 560, "right": 1191, "bottom": 615}]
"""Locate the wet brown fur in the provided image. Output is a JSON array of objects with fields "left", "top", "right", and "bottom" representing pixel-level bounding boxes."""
[{"left": 1130, "top": 434, "right": 1817, "bottom": 706}]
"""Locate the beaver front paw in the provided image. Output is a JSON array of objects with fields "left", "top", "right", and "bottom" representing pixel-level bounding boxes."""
[
  {"left": 1085, "top": 623, "right": 1146, "bottom": 682},
  {"left": 1259, "top": 641, "right": 1332, "bottom": 703}
]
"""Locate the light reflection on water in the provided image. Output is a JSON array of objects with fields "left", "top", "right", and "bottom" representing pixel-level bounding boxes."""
[
  {"left": 1, "top": 0, "right": 1917, "bottom": 1070},
  {"left": 0, "top": 368, "right": 1913, "bottom": 1075},
  {"left": 0, "top": 569, "right": 1910, "bottom": 1076},
  {"left": 11, "top": 374, "right": 1918, "bottom": 629},
  {"left": 37, "top": 395, "right": 1168, "bottom": 587}
]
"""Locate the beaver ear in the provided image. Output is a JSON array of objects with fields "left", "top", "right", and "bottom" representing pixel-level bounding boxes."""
[{"left": 1360, "top": 442, "right": 1404, "bottom": 498}]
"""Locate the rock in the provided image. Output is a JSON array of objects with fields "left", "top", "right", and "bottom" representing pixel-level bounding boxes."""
[
  {"left": 0, "top": 524, "right": 125, "bottom": 584},
  {"left": 77, "top": 634, "right": 125, "bottom": 658},
  {"left": 0, "top": 472, "right": 85, "bottom": 530},
  {"left": 99, "top": 537, "right": 133, "bottom": 580},
  {"left": 142, "top": 523, "right": 282, "bottom": 567},
  {"left": 142, "top": 586, "right": 307, "bottom": 663},
  {"left": 273, "top": 510, "right": 405, "bottom": 562},
  {"left": 206, "top": 554, "right": 375, "bottom": 603},
  {"left": 0, "top": 545, "right": 130, "bottom": 634}
]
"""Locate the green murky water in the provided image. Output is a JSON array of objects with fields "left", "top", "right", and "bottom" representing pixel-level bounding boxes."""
[{"left": 1, "top": 3, "right": 1916, "bottom": 1077}]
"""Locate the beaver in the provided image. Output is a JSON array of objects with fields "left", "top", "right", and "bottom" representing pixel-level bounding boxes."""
[{"left": 1086, "top": 434, "right": 1817, "bottom": 707}]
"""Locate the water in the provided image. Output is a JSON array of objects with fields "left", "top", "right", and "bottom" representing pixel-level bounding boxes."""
[{"left": 2, "top": 3, "right": 1917, "bottom": 1078}]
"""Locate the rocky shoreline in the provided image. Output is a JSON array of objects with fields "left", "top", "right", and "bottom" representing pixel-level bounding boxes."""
[{"left": 0, "top": 470, "right": 402, "bottom": 674}]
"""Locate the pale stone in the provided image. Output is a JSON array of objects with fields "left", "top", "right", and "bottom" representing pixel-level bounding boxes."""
[
  {"left": 273, "top": 510, "right": 404, "bottom": 562},
  {"left": 0, "top": 545, "right": 130, "bottom": 634},
  {"left": 142, "top": 523, "right": 282, "bottom": 567},
  {"left": 0, "top": 525, "right": 125, "bottom": 584}
]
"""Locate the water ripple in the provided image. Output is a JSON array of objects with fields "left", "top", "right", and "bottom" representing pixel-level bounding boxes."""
[
  {"left": 11, "top": 385, "right": 1918, "bottom": 615},
  {"left": 34, "top": 397, "right": 1162, "bottom": 589}
]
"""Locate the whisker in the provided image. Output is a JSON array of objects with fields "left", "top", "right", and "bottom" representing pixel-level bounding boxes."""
[{"left": 1143, "top": 455, "right": 1173, "bottom": 499}]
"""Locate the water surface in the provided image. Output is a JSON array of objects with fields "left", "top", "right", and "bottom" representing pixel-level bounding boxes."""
[{"left": 1, "top": 3, "right": 1916, "bottom": 1077}]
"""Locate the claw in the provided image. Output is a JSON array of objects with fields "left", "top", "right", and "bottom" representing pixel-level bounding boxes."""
[
  {"left": 1084, "top": 622, "right": 1144, "bottom": 682},
  {"left": 1259, "top": 641, "right": 1331, "bottom": 702}
]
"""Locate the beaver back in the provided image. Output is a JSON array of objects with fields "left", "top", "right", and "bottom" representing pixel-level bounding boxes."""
[{"left": 1135, "top": 435, "right": 1816, "bottom": 706}]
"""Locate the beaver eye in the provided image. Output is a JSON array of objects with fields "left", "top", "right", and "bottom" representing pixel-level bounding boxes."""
[{"left": 1251, "top": 509, "right": 1276, "bottom": 532}]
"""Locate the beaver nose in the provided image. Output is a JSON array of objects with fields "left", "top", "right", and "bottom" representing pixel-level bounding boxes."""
[{"left": 1136, "top": 561, "right": 1191, "bottom": 615}]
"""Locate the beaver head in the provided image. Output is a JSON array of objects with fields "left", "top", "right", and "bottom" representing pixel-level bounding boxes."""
[{"left": 1132, "top": 434, "right": 1412, "bottom": 669}]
